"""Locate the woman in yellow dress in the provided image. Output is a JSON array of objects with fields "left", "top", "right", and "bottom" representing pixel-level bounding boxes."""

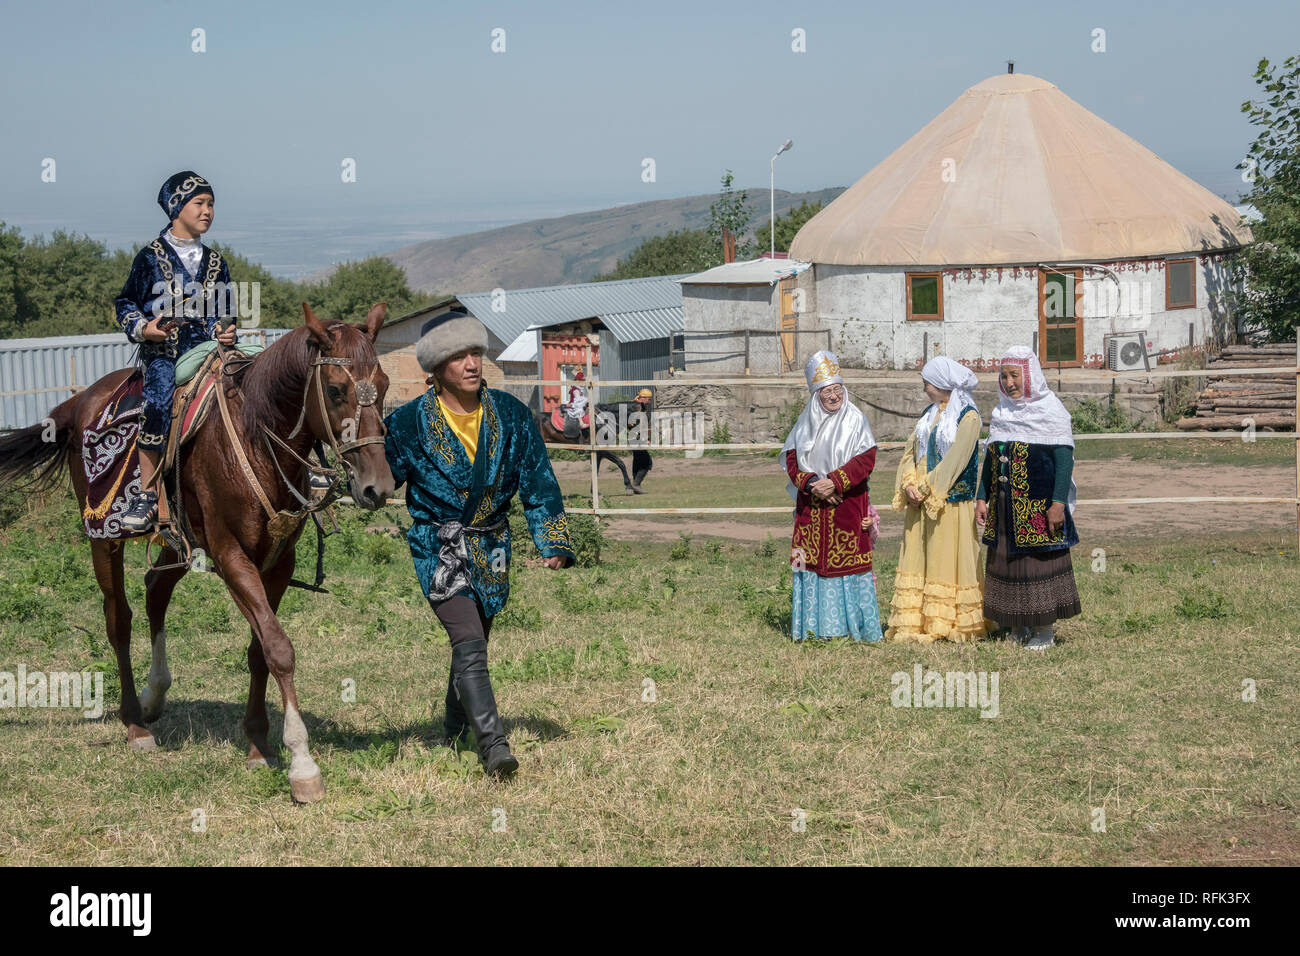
[{"left": 885, "top": 357, "right": 990, "bottom": 644}]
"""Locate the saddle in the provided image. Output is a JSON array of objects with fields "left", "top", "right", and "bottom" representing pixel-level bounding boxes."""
[
  {"left": 80, "top": 345, "right": 252, "bottom": 552},
  {"left": 162, "top": 346, "right": 225, "bottom": 475}
]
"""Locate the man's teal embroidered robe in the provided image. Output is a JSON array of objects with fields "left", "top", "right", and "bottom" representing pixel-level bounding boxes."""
[{"left": 384, "top": 387, "right": 576, "bottom": 617}]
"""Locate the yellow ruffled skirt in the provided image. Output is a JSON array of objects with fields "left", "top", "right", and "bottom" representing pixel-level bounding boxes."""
[{"left": 886, "top": 488, "right": 991, "bottom": 644}]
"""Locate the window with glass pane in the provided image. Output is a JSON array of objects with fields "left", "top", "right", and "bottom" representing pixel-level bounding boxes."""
[
  {"left": 908, "top": 274, "right": 941, "bottom": 319},
  {"left": 1044, "top": 327, "right": 1078, "bottom": 363},
  {"left": 1043, "top": 273, "right": 1076, "bottom": 324},
  {"left": 1167, "top": 259, "right": 1195, "bottom": 308}
]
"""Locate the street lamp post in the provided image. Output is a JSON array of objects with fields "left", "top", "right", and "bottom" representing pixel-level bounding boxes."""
[{"left": 770, "top": 139, "right": 793, "bottom": 258}]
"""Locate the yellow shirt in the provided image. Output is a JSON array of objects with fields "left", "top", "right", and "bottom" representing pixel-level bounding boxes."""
[{"left": 437, "top": 394, "right": 482, "bottom": 463}]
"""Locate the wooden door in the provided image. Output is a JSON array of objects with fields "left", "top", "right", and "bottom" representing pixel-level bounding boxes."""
[
  {"left": 1038, "top": 268, "right": 1083, "bottom": 368},
  {"left": 778, "top": 277, "right": 796, "bottom": 371}
]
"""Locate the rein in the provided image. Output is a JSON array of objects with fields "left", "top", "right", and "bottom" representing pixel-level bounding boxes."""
[{"left": 213, "top": 340, "right": 386, "bottom": 586}]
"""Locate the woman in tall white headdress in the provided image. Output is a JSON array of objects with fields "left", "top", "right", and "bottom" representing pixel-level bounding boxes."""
[
  {"left": 780, "top": 350, "right": 883, "bottom": 642},
  {"left": 886, "top": 356, "right": 991, "bottom": 644},
  {"left": 975, "top": 346, "right": 1081, "bottom": 650}
]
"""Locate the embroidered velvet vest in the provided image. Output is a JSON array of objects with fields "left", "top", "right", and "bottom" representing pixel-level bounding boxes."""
[
  {"left": 926, "top": 405, "right": 979, "bottom": 503},
  {"left": 980, "top": 440, "right": 1078, "bottom": 553}
]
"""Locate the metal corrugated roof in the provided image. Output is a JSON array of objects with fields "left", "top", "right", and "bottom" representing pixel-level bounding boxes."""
[
  {"left": 497, "top": 328, "right": 539, "bottom": 363},
  {"left": 680, "top": 257, "right": 811, "bottom": 285},
  {"left": 457, "top": 274, "right": 687, "bottom": 347},
  {"left": 598, "top": 306, "right": 683, "bottom": 344}
]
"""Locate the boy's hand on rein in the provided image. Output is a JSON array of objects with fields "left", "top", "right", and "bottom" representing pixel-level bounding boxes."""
[
  {"left": 1047, "top": 501, "right": 1066, "bottom": 534},
  {"left": 216, "top": 323, "right": 237, "bottom": 346},
  {"left": 142, "top": 317, "right": 177, "bottom": 341}
]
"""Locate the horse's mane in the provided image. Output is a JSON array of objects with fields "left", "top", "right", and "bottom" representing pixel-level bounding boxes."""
[{"left": 238, "top": 322, "right": 378, "bottom": 436}]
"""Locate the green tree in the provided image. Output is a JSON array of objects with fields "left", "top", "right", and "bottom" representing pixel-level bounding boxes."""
[
  {"left": 596, "top": 170, "right": 763, "bottom": 280},
  {"left": 207, "top": 244, "right": 306, "bottom": 329},
  {"left": 1233, "top": 56, "right": 1300, "bottom": 342},
  {"left": 709, "top": 170, "right": 756, "bottom": 260},
  {"left": 0, "top": 223, "right": 23, "bottom": 336},
  {"left": 753, "top": 200, "right": 822, "bottom": 255},
  {"left": 311, "top": 256, "right": 434, "bottom": 323},
  {"left": 10, "top": 231, "right": 124, "bottom": 338},
  {"left": 593, "top": 229, "right": 718, "bottom": 280}
]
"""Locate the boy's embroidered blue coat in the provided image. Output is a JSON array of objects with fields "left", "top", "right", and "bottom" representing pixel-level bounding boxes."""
[
  {"left": 384, "top": 387, "right": 575, "bottom": 617},
  {"left": 114, "top": 229, "right": 235, "bottom": 447},
  {"left": 114, "top": 229, "right": 234, "bottom": 358}
]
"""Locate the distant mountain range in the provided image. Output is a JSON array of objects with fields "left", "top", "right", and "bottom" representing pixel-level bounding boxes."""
[{"left": 304, "top": 186, "right": 845, "bottom": 294}]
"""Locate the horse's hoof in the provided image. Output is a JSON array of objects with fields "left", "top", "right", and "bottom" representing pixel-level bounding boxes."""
[
  {"left": 128, "top": 726, "right": 158, "bottom": 751},
  {"left": 290, "top": 773, "right": 326, "bottom": 804},
  {"left": 631, "top": 484, "right": 645, "bottom": 495},
  {"left": 246, "top": 757, "right": 270, "bottom": 770}
]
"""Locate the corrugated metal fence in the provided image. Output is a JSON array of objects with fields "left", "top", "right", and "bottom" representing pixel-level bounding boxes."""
[{"left": 0, "top": 329, "right": 291, "bottom": 430}]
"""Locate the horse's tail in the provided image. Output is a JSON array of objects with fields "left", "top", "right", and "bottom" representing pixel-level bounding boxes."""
[{"left": 0, "top": 394, "right": 77, "bottom": 493}]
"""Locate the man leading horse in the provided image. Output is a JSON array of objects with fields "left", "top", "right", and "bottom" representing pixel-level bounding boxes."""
[{"left": 384, "top": 310, "right": 575, "bottom": 777}]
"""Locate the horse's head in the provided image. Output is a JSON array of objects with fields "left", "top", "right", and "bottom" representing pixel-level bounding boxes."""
[{"left": 301, "top": 302, "right": 394, "bottom": 510}]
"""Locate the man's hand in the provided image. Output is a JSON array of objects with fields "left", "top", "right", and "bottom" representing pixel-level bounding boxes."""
[
  {"left": 1047, "top": 501, "right": 1066, "bottom": 534},
  {"left": 142, "top": 317, "right": 178, "bottom": 342},
  {"left": 975, "top": 500, "right": 988, "bottom": 527},
  {"left": 543, "top": 555, "right": 567, "bottom": 570}
]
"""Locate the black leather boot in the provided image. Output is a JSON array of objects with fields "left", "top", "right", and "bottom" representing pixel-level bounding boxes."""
[
  {"left": 450, "top": 639, "right": 518, "bottom": 777},
  {"left": 443, "top": 664, "right": 467, "bottom": 743}
]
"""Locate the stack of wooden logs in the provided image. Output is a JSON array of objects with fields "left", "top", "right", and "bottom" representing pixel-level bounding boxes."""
[{"left": 1176, "top": 343, "right": 1297, "bottom": 430}]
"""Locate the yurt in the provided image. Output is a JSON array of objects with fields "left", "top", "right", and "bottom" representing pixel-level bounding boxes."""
[{"left": 789, "top": 72, "right": 1253, "bottom": 369}]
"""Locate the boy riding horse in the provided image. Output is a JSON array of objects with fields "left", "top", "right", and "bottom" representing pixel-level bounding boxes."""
[{"left": 114, "top": 171, "right": 237, "bottom": 532}]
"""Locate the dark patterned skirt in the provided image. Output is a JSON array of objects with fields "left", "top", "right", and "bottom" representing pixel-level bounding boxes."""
[{"left": 984, "top": 485, "right": 1081, "bottom": 627}]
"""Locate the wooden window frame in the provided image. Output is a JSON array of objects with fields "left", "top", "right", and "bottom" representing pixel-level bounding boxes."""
[
  {"left": 1037, "top": 267, "right": 1084, "bottom": 369},
  {"left": 1165, "top": 257, "right": 1197, "bottom": 310},
  {"left": 906, "top": 272, "right": 944, "bottom": 321}
]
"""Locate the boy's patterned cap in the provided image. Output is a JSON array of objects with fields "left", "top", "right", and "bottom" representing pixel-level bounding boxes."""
[{"left": 158, "top": 171, "right": 214, "bottom": 220}]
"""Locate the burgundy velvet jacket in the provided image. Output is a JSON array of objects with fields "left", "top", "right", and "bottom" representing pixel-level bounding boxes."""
[{"left": 785, "top": 447, "right": 877, "bottom": 577}]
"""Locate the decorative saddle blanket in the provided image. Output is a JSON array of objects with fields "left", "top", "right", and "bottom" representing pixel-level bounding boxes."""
[{"left": 81, "top": 349, "right": 233, "bottom": 539}]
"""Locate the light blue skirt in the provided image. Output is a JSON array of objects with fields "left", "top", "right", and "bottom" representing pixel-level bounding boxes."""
[{"left": 791, "top": 570, "right": 884, "bottom": 643}]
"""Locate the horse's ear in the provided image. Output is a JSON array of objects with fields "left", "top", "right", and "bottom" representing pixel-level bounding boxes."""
[
  {"left": 354, "top": 302, "right": 387, "bottom": 341},
  {"left": 301, "top": 302, "right": 332, "bottom": 352}
]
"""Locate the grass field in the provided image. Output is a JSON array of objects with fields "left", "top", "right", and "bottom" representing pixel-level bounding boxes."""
[{"left": 0, "top": 450, "right": 1297, "bottom": 865}]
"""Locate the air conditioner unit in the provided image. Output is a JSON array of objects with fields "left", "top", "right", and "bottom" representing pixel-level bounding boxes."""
[{"left": 1105, "top": 332, "right": 1150, "bottom": 372}]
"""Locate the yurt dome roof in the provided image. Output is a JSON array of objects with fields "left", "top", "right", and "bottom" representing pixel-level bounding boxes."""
[{"left": 789, "top": 72, "right": 1252, "bottom": 267}]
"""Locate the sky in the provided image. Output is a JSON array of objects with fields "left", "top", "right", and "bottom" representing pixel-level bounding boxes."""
[{"left": 0, "top": 0, "right": 1294, "bottom": 277}]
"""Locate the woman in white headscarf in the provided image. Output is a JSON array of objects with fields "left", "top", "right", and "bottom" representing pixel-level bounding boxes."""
[
  {"left": 781, "top": 350, "right": 883, "bottom": 642},
  {"left": 885, "top": 357, "right": 991, "bottom": 644},
  {"left": 975, "top": 346, "right": 1081, "bottom": 650}
]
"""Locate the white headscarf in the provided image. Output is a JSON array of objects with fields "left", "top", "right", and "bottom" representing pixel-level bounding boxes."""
[
  {"left": 781, "top": 351, "right": 877, "bottom": 501},
  {"left": 913, "top": 356, "right": 980, "bottom": 465},
  {"left": 988, "top": 346, "right": 1075, "bottom": 447},
  {"left": 988, "top": 345, "right": 1076, "bottom": 513}
]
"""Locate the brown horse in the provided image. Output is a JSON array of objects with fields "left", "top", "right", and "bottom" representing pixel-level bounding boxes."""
[
  {"left": 536, "top": 411, "right": 646, "bottom": 493},
  {"left": 0, "top": 303, "right": 393, "bottom": 803}
]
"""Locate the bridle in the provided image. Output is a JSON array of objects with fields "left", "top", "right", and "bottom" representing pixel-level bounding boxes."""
[
  {"left": 260, "top": 350, "right": 386, "bottom": 500},
  {"left": 210, "top": 335, "right": 388, "bottom": 589}
]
